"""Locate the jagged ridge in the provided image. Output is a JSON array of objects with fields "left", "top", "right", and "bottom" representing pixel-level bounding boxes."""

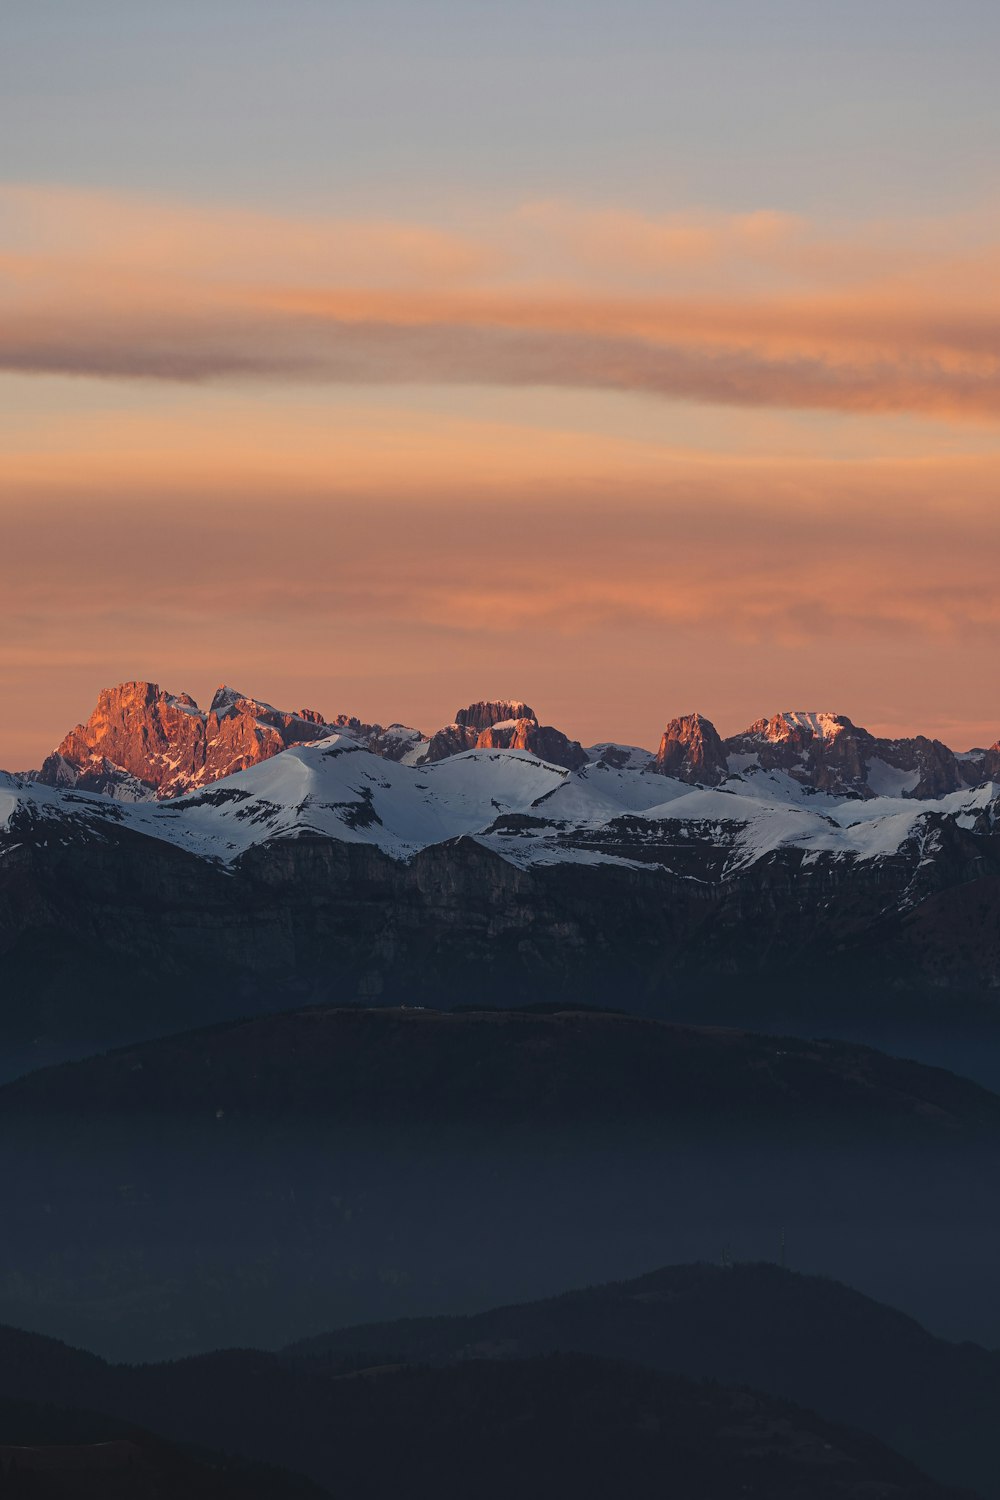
[{"left": 31, "top": 681, "right": 1000, "bottom": 805}]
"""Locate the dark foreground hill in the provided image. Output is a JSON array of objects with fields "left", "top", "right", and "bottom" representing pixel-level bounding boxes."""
[
  {"left": 0, "top": 1394, "right": 323, "bottom": 1498},
  {"left": 0, "top": 1324, "right": 972, "bottom": 1500},
  {"left": 287, "top": 1260, "right": 1000, "bottom": 1497},
  {"left": 6, "top": 1004, "right": 1000, "bottom": 1139}
]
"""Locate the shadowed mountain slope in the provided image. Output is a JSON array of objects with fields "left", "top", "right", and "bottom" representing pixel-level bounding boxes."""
[
  {"left": 0, "top": 1322, "right": 973, "bottom": 1499},
  {"left": 7, "top": 730, "right": 1000, "bottom": 1057},
  {"left": 0, "top": 1392, "right": 325, "bottom": 1498},
  {"left": 284, "top": 1260, "right": 1000, "bottom": 1498},
  {"left": 5, "top": 1005, "right": 1000, "bottom": 1139}
]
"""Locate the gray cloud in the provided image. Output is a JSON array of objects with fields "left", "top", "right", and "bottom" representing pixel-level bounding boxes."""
[{"left": 5, "top": 310, "right": 1000, "bottom": 419}]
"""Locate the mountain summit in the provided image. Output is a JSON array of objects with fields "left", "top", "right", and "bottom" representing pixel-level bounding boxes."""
[
  {"left": 36, "top": 686, "right": 589, "bottom": 797},
  {"left": 37, "top": 681, "right": 346, "bottom": 799},
  {"left": 29, "top": 680, "right": 1000, "bottom": 803}
]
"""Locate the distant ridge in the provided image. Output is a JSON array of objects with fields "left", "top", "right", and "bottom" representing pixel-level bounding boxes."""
[{"left": 26, "top": 679, "right": 1000, "bottom": 801}]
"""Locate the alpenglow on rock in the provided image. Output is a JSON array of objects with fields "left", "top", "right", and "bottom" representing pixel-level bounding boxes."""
[
  {"left": 37, "top": 681, "right": 423, "bottom": 800},
  {"left": 654, "top": 713, "right": 729, "bottom": 784},
  {"left": 424, "top": 702, "right": 587, "bottom": 770},
  {"left": 34, "top": 683, "right": 593, "bottom": 797},
  {"left": 725, "top": 710, "right": 981, "bottom": 800},
  {"left": 645, "top": 707, "right": 1000, "bottom": 800},
  {"left": 30, "top": 680, "right": 1000, "bottom": 803},
  {"left": 6, "top": 715, "right": 1000, "bottom": 1027}
]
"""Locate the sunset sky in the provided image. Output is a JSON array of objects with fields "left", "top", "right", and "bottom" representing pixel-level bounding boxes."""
[{"left": 4, "top": 0, "right": 1000, "bottom": 767}]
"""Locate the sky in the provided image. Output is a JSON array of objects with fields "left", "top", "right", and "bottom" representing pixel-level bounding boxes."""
[{"left": 3, "top": 0, "right": 1000, "bottom": 767}]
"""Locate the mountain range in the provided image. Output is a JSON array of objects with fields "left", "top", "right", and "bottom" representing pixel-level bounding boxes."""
[
  {"left": 28, "top": 680, "right": 1000, "bottom": 800},
  {"left": 4, "top": 681, "right": 1000, "bottom": 1048},
  {"left": 4, "top": 687, "right": 1000, "bottom": 1492}
]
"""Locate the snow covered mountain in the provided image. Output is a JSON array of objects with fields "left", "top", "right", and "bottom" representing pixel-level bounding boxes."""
[
  {"left": 34, "top": 683, "right": 591, "bottom": 797},
  {"left": 657, "top": 709, "right": 1000, "bottom": 799},
  {"left": 9, "top": 732, "right": 1000, "bottom": 875},
  {"left": 33, "top": 681, "right": 1000, "bottom": 805},
  {"left": 6, "top": 682, "right": 1000, "bottom": 1044},
  {"left": 35, "top": 680, "right": 426, "bottom": 799},
  {"left": 11, "top": 678, "right": 1000, "bottom": 891}
]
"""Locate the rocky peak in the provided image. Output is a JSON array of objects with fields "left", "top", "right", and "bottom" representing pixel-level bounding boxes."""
[
  {"left": 166, "top": 690, "right": 200, "bottom": 713},
  {"left": 36, "top": 680, "right": 341, "bottom": 800},
  {"left": 425, "top": 700, "right": 585, "bottom": 771},
  {"left": 474, "top": 717, "right": 587, "bottom": 770},
  {"left": 31, "top": 682, "right": 999, "bottom": 806},
  {"left": 208, "top": 684, "right": 246, "bottom": 715},
  {"left": 455, "top": 700, "right": 536, "bottom": 733},
  {"left": 654, "top": 713, "right": 728, "bottom": 784},
  {"left": 724, "top": 711, "right": 872, "bottom": 796},
  {"left": 754, "top": 711, "right": 854, "bottom": 743},
  {"left": 38, "top": 682, "right": 205, "bottom": 797},
  {"left": 208, "top": 685, "right": 327, "bottom": 729},
  {"left": 35, "top": 679, "right": 430, "bottom": 797},
  {"left": 723, "top": 711, "right": 972, "bottom": 800}
]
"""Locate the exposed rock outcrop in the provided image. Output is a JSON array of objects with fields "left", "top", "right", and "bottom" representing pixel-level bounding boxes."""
[
  {"left": 32, "top": 684, "right": 1000, "bottom": 805},
  {"left": 475, "top": 717, "right": 587, "bottom": 770},
  {"left": 723, "top": 711, "right": 968, "bottom": 800},
  {"left": 5, "top": 770, "right": 1000, "bottom": 1055},
  {"left": 654, "top": 713, "right": 728, "bottom": 784},
  {"left": 456, "top": 700, "right": 535, "bottom": 733},
  {"left": 426, "top": 702, "right": 587, "bottom": 771},
  {"left": 36, "top": 682, "right": 426, "bottom": 799},
  {"left": 424, "top": 723, "right": 481, "bottom": 762},
  {"left": 724, "top": 712, "right": 870, "bottom": 797}
]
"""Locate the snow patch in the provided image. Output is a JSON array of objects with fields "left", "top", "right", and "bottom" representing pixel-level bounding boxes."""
[
  {"left": 864, "top": 758, "right": 920, "bottom": 798},
  {"left": 777, "top": 711, "right": 847, "bottom": 739}
]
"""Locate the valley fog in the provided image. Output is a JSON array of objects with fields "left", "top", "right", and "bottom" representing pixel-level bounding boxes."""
[{"left": 2, "top": 1119, "right": 998, "bottom": 1361}]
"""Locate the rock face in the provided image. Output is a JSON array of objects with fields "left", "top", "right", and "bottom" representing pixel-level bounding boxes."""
[
  {"left": 650, "top": 706, "right": 1000, "bottom": 801},
  {"left": 424, "top": 722, "right": 480, "bottom": 761},
  {"left": 36, "top": 683, "right": 594, "bottom": 794},
  {"left": 31, "top": 683, "right": 1000, "bottom": 804},
  {"left": 655, "top": 713, "right": 728, "bottom": 784},
  {"left": 723, "top": 711, "right": 969, "bottom": 800},
  {"left": 426, "top": 702, "right": 587, "bottom": 771},
  {"left": 868, "top": 733, "right": 965, "bottom": 800},
  {"left": 725, "top": 712, "right": 872, "bottom": 797},
  {"left": 5, "top": 775, "right": 1000, "bottom": 1056},
  {"left": 37, "top": 682, "right": 431, "bottom": 799},
  {"left": 38, "top": 682, "right": 343, "bottom": 799},
  {"left": 475, "top": 717, "right": 588, "bottom": 770},
  {"left": 457, "top": 700, "right": 535, "bottom": 733}
]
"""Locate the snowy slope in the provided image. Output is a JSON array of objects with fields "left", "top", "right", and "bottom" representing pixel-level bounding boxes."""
[
  {"left": 138, "top": 743, "right": 574, "bottom": 863},
  {"left": 4, "top": 742, "right": 998, "bottom": 879}
]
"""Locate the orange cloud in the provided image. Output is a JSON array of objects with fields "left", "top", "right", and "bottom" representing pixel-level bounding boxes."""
[
  {"left": 4, "top": 428, "right": 1000, "bottom": 767},
  {"left": 4, "top": 186, "right": 1000, "bottom": 421}
]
